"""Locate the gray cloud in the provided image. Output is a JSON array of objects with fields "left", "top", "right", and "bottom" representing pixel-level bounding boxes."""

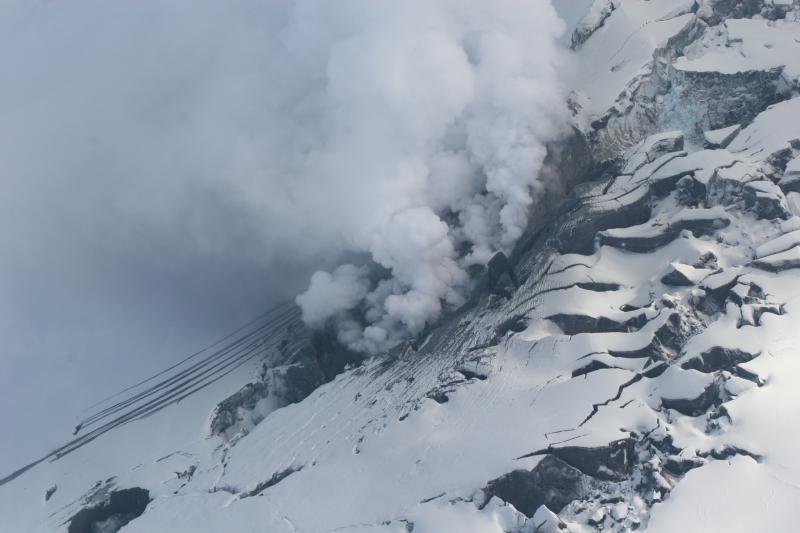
[
  {"left": 287, "top": 1, "right": 570, "bottom": 350},
  {"left": 0, "top": 0, "right": 568, "bottom": 469}
]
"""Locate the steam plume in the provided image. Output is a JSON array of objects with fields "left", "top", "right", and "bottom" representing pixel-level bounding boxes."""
[{"left": 291, "top": 0, "right": 569, "bottom": 351}]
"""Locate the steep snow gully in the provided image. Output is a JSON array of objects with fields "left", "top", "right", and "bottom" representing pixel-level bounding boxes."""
[{"left": 3, "top": 1, "right": 800, "bottom": 532}]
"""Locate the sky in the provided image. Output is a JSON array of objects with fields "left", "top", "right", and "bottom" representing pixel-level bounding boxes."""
[
  {"left": 0, "top": 0, "right": 584, "bottom": 474},
  {"left": 0, "top": 1, "right": 303, "bottom": 472}
]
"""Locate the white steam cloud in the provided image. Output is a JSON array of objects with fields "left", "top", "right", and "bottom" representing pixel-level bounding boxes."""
[
  {"left": 290, "top": 1, "right": 569, "bottom": 351},
  {"left": 1, "top": 0, "right": 568, "bottom": 359},
  {"left": 0, "top": 0, "right": 568, "bottom": 474}
]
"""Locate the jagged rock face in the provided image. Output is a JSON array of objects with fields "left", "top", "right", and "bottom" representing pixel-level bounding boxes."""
[
  {"left": 484, "top": 456, "right": 585, "bottom": 517},
  {"left": 488, "top": 251, "right": 520, "bottom": 298},
  {"left": 208, "top": 381, "right": 271, "bottom": 438},
  {"left": 208, "top": 328, "right": 360, "bottom": 439},
  {"left": 584, "top": 1, "right": 800, "bottom": 162},
  {"left": 547, "top": 312, "right": 648, "bottom": 335},
  {"left": 542, "top": 126, "right": 596, "bottom": 193},
  {"left": 743, "top": 180, "right": 792, "bottom": 220},
  {"left": 7, "top": 3, "right": 800, "bottom": 533},
  {"left": 779, "top": 155, "right": 800, "bottom": 193},
  {"left": 698, "top": 0, "right": 794, "bottom": 24},
  {"left": 525, "top": 439, "right": 636, "bottom": 482},
  {"left": 550, "top": 175, "right": 652, "bottom": 255},
  {"left": 130, "top": 107, "right": 796, "bottom": 531},
  {"left": 665, "top": 66, "right": 785, "bottom": 137},
  {"left": 66, "top": 484, "right": 150, "bottom": 533},
  {"left": 571, "top": 0, "right": 617, "bottom": 49},
  {"left": 704, "top": 124, "right": 741, "bottom": 149}
]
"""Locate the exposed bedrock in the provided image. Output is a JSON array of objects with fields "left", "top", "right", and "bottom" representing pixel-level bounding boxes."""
[
  {"left": 570, "top": 0, "right": 617, "bottom": 50},
  {"left": 664, "top": 67, "right": 786, "bottom": 140},
  {"left": 550, "top": 439, "right": 636, "bottom": 481},
  {"left": 661, "top": 263, "right": 707, "bottom": 287},
  {"left": 67, "top": 487, "right": 150, "bottom": 533},
  {"left": 597, "top": 214, "right": 730, "bottom": 253},
  {"left": 547, "top": 312, "right": 648, "bottom": 336},
  {"left": 779, "top": 154, "right": 800, "bottom": 193},
  {"left": 209, "top": 381, "right": 271, "bottom": 437},
  {"left": 609, "top": 310, "right": 705, "bottom": 361},
  {"left": 742, "top": 180, "right": 792, "bottom": 220},
  {"left": 589, "top": 13, "right": 791, "bottom": 162},
  {"left": 572, "top": 359, "right": 614, "bottom": 378},
  {"left": 209, "top": 329, "right": 362, "bottom": 439},
  {"left": 542, "top": 125, "right": 596, "bottom": 193},
  {"left": 704, "top": 124, "right": 741, "bottom": 150},
  {"left": 484, "top": 456, "right": 585, "bottom": 517},
  {"left": 698, "top": 0, "right": 797, "bottom": 24},
  {"left": 655, "top": 171, "right": 704, "bottom": 202},
  {"left": 661, "top": 381, "right": 722, "bottom": 417},
  {"left": 488, "top": 251, "right": 520, "bottom": 298},
  {"left": 550, "top": 179, "right": 652, "bottom": 256},
  {"left": 682, "top": 347, "right": 759, "bottom": 373},
  {"left": 239, "top": 466, "right": 302, "bottom": 499},
  {"left": 752, "top": 250, "right": 800, "bottom": 272},
  {"left": 680, "top": 176, "right": 713, "bottom": 209},
  {"left": 517, "top": 439, "right": 636, "bottom": 482}
]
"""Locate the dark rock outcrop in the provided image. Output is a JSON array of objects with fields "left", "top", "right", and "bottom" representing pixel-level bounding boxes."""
[
  {"left": 209, "top": 381, "right": 271, "bottom": 437},
  {"left": 309, "top": 327, "right": 364, "bottom": 382},
  {"left": 661, "top": 382, "right": 721, "bottom": 417},
  {"left": 778, "top": 172, "right": 800, "bottom": 195},
  {"left": 598, "top": 213, "right": 730, "bottom": 253},
  {"left": 209, "top": 326, "right": 363, "bottom": 439},
  {"left": 671, "top": 66, "right": 786, "bottom": 133},
  {"left": 661, "top": 264, "right": 699, "bottom": 286},
  {"left": 571, "top": 0, "right": 617, "bottom": 50},
  {"left": 743, "top": 180, "right": 791, "bottom": 220},
  {"left": 240, "top": 466, "right": 302, "bottom": 499},
  {"left": 675, "top": 175, "right": 707, "bottom": 207},
  {"left": 517, "top": 439, "right": 636, "bottom": 483},
  {"left": 681, "top": 347, "right": 758, "bottom": 373},
  {"left": 488, "top": 252, "right": 519, "bottom": 297},
  {"left": 572, "top": 360, "right": 613, "bottom": 378},
  {"left": 663, "top": 455, "right": 705, "bottom": 477},
  {"left": 549, "top": 439, "right": 636, "bottom": 481},
  {"left": 699, "top": 0, "right": 784, "bottom": 24},
  {"left": 553, "top": 178, "right": 652, "bottom": 256},
  {"left": 67, "top": 487, "right": 150, "bottom": 533},
  {"left": 752, "top": 251, "right": 800, "bottom": 272},
  {"left": 703, "top": 125, "right": 741, "bottom": 149},
  {"left": 484, "top": 455, "right": 584, "bottom": 517},
  {"left": 609, "top": 310, "right": 703, "bottom": 361},
  {"left": 547, "top": 313, "right": 648, "bottom": 336}
]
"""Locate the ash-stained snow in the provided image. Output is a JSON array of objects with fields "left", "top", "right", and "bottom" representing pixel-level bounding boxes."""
[{"left": 2, "top": 1, "right": 800, "bottom": 532}]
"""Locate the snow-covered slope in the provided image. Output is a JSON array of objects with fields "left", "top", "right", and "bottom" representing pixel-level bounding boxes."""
[{"left": 3, "top": 1, "right": 800, "bottom": 532}]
